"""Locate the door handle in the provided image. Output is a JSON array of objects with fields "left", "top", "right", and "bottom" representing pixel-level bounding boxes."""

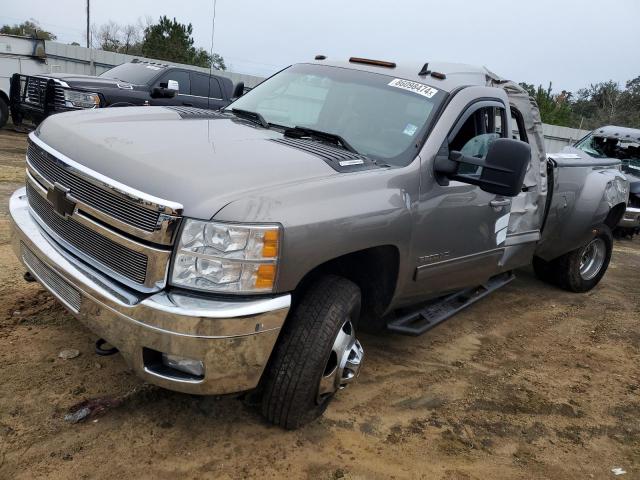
[
  {"left": 183, "top": 102, "right": 194, "bottom": 106},
  {"left": 489, "top": 198, "right": 511, "bottom": 208}
]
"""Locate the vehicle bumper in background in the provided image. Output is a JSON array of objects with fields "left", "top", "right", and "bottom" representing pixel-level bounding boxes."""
[
  {"left": 619, "top": 206, "right": 640, "bottom": 228},
  {"left": 9, "top": 187, "right": 290, "bottom": 395}
]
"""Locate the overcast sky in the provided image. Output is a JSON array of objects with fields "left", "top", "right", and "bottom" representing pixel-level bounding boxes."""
[{"left": 2, "top": 0, "right": 639, "bottom": 91}]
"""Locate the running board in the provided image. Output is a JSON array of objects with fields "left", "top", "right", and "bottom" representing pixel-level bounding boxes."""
[{"left": 387, "top": 272, "right": 516, "bottom": 336}]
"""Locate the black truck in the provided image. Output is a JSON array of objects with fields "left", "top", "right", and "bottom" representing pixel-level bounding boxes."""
[{"left": 9, "top": 59, "right": 242, "bottom": 125}]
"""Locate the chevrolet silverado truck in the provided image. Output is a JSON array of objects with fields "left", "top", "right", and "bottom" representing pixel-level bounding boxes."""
[
  {"left": 564, "top": 125, "right": 640, "bottom": 237},
  {"left": 10, "top": 58, "right": 629, "bottom": 428},
  {"left": 9, "top": 59, "right": 242, "bottom": 126}
]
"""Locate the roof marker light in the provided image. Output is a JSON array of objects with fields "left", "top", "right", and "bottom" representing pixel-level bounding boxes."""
[{"left": 349, "top": 57, "right": 396, "bottom": 68}]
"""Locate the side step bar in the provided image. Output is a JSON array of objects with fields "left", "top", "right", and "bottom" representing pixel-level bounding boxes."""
[{"left": 387, "top": 272, "right": 516, "bottom": 336}]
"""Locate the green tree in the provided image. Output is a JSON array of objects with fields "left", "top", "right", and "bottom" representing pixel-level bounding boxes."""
[
  {"left": 141, "top": 16, "right": 225, "bottom": 70},
  {"left": 519, "top": 82, "right": 574, "bottom": 127},
  {"left": 0, "top": 19, "right": 56, "bottom": 40}
]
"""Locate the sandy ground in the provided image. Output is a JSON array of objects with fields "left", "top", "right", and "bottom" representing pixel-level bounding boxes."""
[{"left": 0, "top": 126, "right": 638, "bottom": 479}]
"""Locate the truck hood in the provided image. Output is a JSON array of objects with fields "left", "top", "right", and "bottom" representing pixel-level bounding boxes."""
[
  {"left": 35, "top": 73, "right": 135, "bottom": 91},
  {"left": 35, "top": 107, "right": 339, "bottom": 218}
]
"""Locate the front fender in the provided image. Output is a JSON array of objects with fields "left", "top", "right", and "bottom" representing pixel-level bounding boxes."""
[{"left": 213, "top": 164, "right": 419, "bottom": 294}]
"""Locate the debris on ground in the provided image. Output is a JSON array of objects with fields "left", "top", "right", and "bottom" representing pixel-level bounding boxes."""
[
  {"left": 58, "top": 349, "right": 80, "bottom": 360},
  {"left": 63, "top": 384, "right": 155, "bottom": 423},
  {"left": 612, "top": 467, "right": 627, "bottom": 476}
]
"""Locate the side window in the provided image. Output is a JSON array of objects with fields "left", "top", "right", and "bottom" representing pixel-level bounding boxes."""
[
  {"left": 190, "top": 73, "right": 210, "bottom": 97},
  {"left": 449, "top": 104, "right": 507, "bottom": 175},
  {"left": 510, "top": 108, "right": 528, "bottom": 142},
  {"left": 208, "top": 77, "right": 222, "bottom": 99},
  {"left": 157, "top": 70, "right": 190, "bottom": 95}
]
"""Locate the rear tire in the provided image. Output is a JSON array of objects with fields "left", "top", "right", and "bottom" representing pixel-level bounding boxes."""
[
  {"left": 261, "top": 275, "right": 362, "bottom": 429},
  {"left": 533, "top": 225, "right": 613, "bottom": 292},
  {"left": 0, "top": 97, "right": 8, "bottom": 129}
]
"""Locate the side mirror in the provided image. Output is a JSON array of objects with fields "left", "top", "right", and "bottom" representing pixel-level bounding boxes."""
[
  {"left": 151, "top": 80, "right": 179, "bottom": 98},
  {"left": 434, "top": 138, "right": 530, "bottom": 197},
  {"left": 232, "top": 81, "right": 245, "bottom": 99},
  {"left": 166, "top": 80, "right": 179, "bottom": 93}
]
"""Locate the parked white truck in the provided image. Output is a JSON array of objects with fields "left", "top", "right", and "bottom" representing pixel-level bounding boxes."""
[{"left": 0, "top": 34, "right": 52, "bottom": 128}]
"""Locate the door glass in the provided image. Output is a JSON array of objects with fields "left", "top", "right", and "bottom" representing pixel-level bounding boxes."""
[
  {"left": 157, "top": 71, "right": 190, "bottom": 95},
  {"left": 451, "top": 106, "right": 506, "bottom": 175}
]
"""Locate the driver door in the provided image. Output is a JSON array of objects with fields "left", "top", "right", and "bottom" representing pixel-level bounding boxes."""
[{"left": 405, "top": 90, "right": 513, "bottom": 303}]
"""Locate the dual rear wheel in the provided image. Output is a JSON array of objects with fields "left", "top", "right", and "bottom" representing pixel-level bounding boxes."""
[{"left": 533, "top": 224, "right": 613, "bottom": 292}]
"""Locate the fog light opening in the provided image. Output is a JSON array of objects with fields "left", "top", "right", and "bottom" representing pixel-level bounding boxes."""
[
  {"left": 162, "top": 353, "right": 205, "bottom": 377},
  {"left": 142, "top": 348, "right": 205, "bottom": 381}
]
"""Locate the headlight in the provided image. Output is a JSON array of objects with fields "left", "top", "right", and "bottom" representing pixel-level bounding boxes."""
[
  {"left": 63, "top": 90, "right": 100, "bottom": 108},
  {"left": 170, "top": 220, "right": 280, "bottom": 293}
]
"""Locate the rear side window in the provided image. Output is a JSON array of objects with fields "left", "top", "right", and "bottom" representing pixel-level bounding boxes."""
[
  {"left": 510, "top": 108, "right": 528, "bottom": 142},
  {"left": 190, "top": 73, "right": 223, "bottom": 98},
  {"left": 209, "top": 78, "right": 222, "bottom": 99}
]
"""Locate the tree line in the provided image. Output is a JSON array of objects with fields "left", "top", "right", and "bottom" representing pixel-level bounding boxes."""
[{"left": 520, "top": 79, "right": 640, "bottom": 130}]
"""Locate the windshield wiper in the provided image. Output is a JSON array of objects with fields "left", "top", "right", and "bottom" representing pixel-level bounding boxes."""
[
  {"left": 283, "top": 126, "right": 358, "bottom": 154},
  {"left": 230, "top": 108, "right": 269, "bottom": 128}
]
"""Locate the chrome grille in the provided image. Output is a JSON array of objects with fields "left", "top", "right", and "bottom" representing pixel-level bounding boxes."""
[
  {"left": 27, "top": 182, "right": 148, "bottom": 285},
  {"left": 27, "top": 141, "right": 161, "bottom": 232},
  {"left": 53, "top": 85, "right": 66, "bottom": 108},
  {"left": 21, "top": 243, "right": 82, "bottom": 313}
]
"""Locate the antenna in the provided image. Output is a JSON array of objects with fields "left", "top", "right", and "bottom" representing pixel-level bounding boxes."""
[
  {"left": 86, "top": 0, "right": 90, "bottom": 48},
  {"left": 207, "top": 0, "right": 217, "bottom": 104}
]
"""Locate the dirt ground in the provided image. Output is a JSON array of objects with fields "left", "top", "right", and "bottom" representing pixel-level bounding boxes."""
[{"left": 0, "top": 126, "right": 638, "bottom": 480}]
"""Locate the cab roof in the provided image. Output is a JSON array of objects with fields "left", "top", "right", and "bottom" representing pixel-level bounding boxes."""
[
  {"left": 308, "top": 58, "right": 494, "bottom": 92},
  {"left": 592, "top": 125, "right": 640, "bottom": 142}
]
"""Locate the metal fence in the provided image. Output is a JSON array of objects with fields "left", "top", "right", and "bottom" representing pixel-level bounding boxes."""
[{"left": 541, "top": 123, "right": 590, "bottom": 153}]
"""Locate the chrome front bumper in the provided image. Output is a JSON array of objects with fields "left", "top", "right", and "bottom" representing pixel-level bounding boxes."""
[
  {"left": 619, "top": 206, "right": 640, "bottom": 228},
  {"left": 9, "top": 187, "right": 291, "bottom": 395}
]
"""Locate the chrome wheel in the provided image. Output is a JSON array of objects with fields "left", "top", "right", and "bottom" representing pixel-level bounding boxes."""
[
  {"left": 579, "top": 237, "right": 606, "bottom": 280},
  {"left": 317, "top": 319, "right": 364, "bottom": 404}
]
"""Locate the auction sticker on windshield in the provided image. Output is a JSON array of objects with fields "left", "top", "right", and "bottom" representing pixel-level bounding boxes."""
[{"left": 388, "top": 79, "right": 438, "bottom": 98}]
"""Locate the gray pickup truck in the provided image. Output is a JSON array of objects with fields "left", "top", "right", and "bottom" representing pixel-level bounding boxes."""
[{"left": 10, "top": 58, "right": 629, "bottom": 428}]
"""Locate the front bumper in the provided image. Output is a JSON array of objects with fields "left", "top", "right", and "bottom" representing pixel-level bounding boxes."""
[
  {"left": 10, "top": 187, "right": 290, "bottom": 395},
  {"left": 619, "top": 206, "right": 640, "bottom": 228}
]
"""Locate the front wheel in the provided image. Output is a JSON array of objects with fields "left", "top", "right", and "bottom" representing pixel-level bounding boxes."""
[
  {"left": 260, "top": 275, "right": 363, "bottom": 429},
  {"left": 533, "top": 225, "right": 613, "bottom": 292}
]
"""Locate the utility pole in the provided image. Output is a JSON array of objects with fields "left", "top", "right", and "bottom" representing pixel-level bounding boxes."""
[{"left": 86, "top": 0, "right": 90, "bottom": 48}]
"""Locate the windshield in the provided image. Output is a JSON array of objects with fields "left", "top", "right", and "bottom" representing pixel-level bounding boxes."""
[
  {"left": 227, "top": 63, "right": 445, "bottom": 166},
  {"left": 576, "top": 133, "right": 640, "bottom": 172},
  {"left": 100, "top": 63, "right": 166, "bottom": 85}
]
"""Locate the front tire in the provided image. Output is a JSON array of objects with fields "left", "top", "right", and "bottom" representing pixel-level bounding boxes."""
[
  {"left": 533, "top": 225, "right": 613, "bottom": 292},
  {"left": 261, "top": 275, "right": 363, "bottom": 429}
]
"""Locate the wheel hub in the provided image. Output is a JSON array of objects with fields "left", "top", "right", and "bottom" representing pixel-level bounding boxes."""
[
  {"left": 579, "top": 237, "right": 606, "bottom": 281},
  {"left": 317, "top": 319, "right": 364, "bottom": 404}
]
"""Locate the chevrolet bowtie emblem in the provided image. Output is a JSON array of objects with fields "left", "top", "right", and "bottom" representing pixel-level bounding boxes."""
[{"left": 47, "top": 183, "right": 76, "bottom": 218}]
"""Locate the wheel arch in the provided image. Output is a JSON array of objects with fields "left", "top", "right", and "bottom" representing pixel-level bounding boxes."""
[
  {"left": 291, "top": 245, "right": 400, "bottom": 330},
  {"left": 604, "top": 202, "right": 626, "bottom": 230}
]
